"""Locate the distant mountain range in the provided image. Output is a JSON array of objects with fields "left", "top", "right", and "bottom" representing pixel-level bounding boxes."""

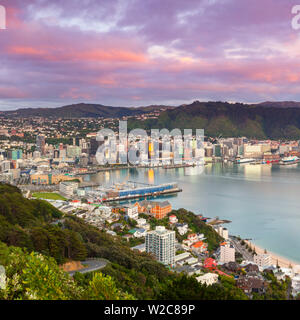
[{"left": 0, "top": 103, "right": 175, "bottom": 118}]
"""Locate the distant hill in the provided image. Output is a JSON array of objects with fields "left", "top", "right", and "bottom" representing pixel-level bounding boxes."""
[
  {"left": 1, "top": 103, "right": 175, "bottom": 118},
  {"left": 128, "top": 100, "right": 300, "bottom": 139},
  {"left": 257, "top": 101, "right": 300, "bottom": 108},
  {"left": 3, "top": 100, "right": 300, "bottom": 139}
]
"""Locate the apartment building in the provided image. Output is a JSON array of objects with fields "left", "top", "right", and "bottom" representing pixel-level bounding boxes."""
[
  {"left": 146, "top": 226, "right": 175, "bottom": 265},
  {"left": 220, "top": 242, "right": 235, "bottom": 264},
  {"left": 254, "top": 254, "right": 272, "bottom": 268}
]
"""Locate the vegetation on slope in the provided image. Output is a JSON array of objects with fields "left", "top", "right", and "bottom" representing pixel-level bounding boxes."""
[
  {"left": 0, "top": 183, "right": 248, "bottom": 300},
  {"left": 128, "top": 101, "right": 300, "bottom": 139}
]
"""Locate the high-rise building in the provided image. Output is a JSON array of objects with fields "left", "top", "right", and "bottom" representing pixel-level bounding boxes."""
[
  {"left": 36, "top": 135, "right": 46, "bottom": 155},
  {"left": 220, "top": 242, "right": 235, "bottom": 264},
  {"left": 89, "top": 137, "right": 104, "bottom": 156},
  {"left": 7, "top": 149, "right": 23, "bottom": 160},
  {"left": 146, "top": 226, "right": 175, "bottom": 265}
]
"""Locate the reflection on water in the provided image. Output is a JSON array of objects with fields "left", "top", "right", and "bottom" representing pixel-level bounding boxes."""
[
  {"left": 87, "top": 163, "right": 300, "bottom": 263},
  {"left": 147, "top": 169, "right": 154, "bottom": 184}
]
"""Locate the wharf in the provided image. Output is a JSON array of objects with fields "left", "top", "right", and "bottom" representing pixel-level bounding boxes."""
[{"left": 102, "top": 187, "right": 182, "bottom": 203}]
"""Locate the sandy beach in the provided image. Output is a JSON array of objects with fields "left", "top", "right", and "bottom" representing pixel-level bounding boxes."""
[{"left": 245, "top": 240, "right": 300, "bottom": 269}]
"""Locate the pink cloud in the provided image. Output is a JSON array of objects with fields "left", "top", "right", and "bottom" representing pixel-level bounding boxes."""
[{"left": 0, "top": 0, "right": 300, "bottom": 109}]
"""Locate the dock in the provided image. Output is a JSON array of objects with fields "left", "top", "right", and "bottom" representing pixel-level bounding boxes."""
[{"left": 102, "top": 187, "right": 182, "bottom": 203}]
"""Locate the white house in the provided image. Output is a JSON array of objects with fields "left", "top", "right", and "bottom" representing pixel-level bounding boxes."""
[
  {"left": 133, "top": 228, "right": 147, "bottom": 238},
  {"left": 176, "top": 223, "right": 188, "bottom": 236},
  {"left": 126, "top": 205, "right": 139, "bottom": 220},
  {"left": 136, "top": 218, "right": 147, "bottom": 227},
  {"left": 196, "top": 273, "right": 219, "bottom": 286}
]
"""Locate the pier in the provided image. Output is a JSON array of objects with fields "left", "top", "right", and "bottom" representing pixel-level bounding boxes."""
[{"left": 102, "top": 187, "right": 182, "bottom": 203}]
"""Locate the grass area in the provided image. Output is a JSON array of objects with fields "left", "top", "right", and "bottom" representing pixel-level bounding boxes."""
[{"left": 32, "top": 192, "right": 67, "bottom": 201}]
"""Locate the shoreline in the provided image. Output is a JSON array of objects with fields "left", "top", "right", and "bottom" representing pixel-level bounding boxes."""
[{"left": 245, "top": 240, "right": 300, "bottom": 269}]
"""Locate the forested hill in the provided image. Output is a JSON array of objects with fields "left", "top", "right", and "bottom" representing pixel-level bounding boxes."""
[
  {"left": 0, "top": 183, "right": 248, "bottom": 300},
  {"left": 128, "top": 101, "right": 300, "bottom": 139}
]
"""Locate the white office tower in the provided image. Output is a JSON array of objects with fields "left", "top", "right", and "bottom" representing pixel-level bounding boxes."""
[
  {"left": 254, "top": 254, "right": 272, "bottom": 268},
  {"left": 146, "top": 226, "right": 175, "bottom": 266},
  {"left": 220, "top": 243, "right": 235, "bottom": 264}
]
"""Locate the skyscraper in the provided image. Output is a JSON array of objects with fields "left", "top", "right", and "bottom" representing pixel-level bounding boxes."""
[
  {"left": 146, "top": 226, "right": 175, "bottom": 266},
  {"left": 36, "top": 135, "right": 46, "bottom": 156}
]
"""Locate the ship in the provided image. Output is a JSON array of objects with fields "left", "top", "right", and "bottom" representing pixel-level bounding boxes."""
[
  {"left": 280, "top": 156, "right": 300, "bottom": 165},
  {"left": 235, "top": 158, "right": 256, "bottom": 164}
]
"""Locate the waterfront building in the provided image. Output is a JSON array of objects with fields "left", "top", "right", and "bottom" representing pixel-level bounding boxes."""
[
  {"left": 214, "top": 226, "right": 229, "bottom": 240},
  {"left": 222, "top": 228, "right": 229, "bottom": 240},
  {"left": 30, "top": 172, "right": 81, "bottom": 185},
  {"left": 254, "top": 253, "right": 272, "bottom": 268},
  {"left": 146, "top": 226, "right": 175, "bottom": 265}
]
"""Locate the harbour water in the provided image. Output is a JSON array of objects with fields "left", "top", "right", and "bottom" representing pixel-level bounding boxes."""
[{"left": 85, "top": 163, "right": 300, "bottom": 264}]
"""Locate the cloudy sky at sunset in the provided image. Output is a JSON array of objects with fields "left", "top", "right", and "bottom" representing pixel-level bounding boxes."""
[{"left": 0, "top": 0, "right": 300, "bottom": 110}]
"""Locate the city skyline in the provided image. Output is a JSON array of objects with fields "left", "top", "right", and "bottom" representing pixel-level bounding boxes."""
[{"left": 1, "top": 0, "right": 300, "bottom": 109}]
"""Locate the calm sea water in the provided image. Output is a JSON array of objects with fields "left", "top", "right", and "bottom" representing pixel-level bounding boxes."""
[{"left": 86, "top": 163, "right": 300, "bottom": 263}]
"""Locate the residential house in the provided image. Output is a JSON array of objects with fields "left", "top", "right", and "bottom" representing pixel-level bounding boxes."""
[
  {"left": 169, "top": 215, "right": 178, "bottom": 224},
  {"left": 191, "top": 241, "right": 207, "bottom": 254},
  {"left": 236, "top": 276, "right": 267, "bottom": 295},
  {"left": 196, "top": 273, "right": 219, "bottom": 286},
  {"left": 176, "top": 223, "right": 188, "bottom": 236}
]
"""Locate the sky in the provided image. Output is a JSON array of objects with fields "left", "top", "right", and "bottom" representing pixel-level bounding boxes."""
[{"left": 0, "top": 0, "right": 300, "bottom": 110}]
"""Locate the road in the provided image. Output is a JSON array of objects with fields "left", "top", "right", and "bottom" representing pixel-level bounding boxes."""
[
  {"left": 68, "top": 258, "right": 109, "bottom": 276},
  {"left": 230, "top": 236, "right": 254, "bottom": 262}
]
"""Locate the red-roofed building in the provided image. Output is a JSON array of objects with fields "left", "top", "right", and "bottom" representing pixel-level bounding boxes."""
[
  {"left": 169, "top": 215, "right": 178, "bottom": 224},
  {"left": 191, "top": 241, "right": 207, "bottom": 253},
  {"left": 187, "top": 233, "right": 198, "bottom": 243},
  {"left": 214, "top": 269, "right": 232, "bottom": 278},
  {"left": 204, "top": 258, "right": 217, "bottom": 270}
]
